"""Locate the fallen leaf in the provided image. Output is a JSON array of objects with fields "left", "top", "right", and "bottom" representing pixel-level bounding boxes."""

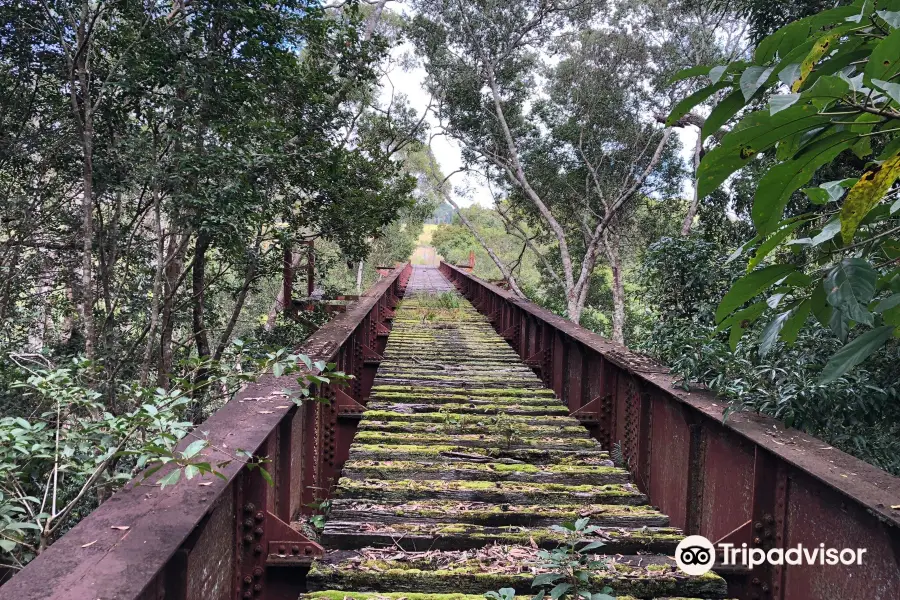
[
  {"left": 199, "top": 482, "right": 212, "bottom": 486},
  {"left": 891, "top": 505, "right": 900, "bottom": 510},
  {"left": 258, "top": 410, "right": 273, "bottom": 414},
  {"left": 111, "top": 525, "right": 130, "bottom": 531},
  {"left": 81, "top": 540, "right": 97, "bottom": 548}
]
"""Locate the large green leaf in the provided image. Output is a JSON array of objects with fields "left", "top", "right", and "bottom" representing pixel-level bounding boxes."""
[
  {"left": 825, "top": 258, "right": 877, "bottom": 325},
  {"left": 666, "top": 81, "right": 729, "bottom": 126},
  {"left": 872, "top": 78, "right": 900, "bottom": 105},
  {"left": 726, "top": 303, "right": 769, "bottom": 349},
  {"left": 811, "top": 281, "right": 832, "bottom": 328},
  {"left": 716, "top": 264, "right": 796, "bottom": 324},
  {"left": 877, "top": 10, "right": 900, "bottom": 28},
  {"left": 758, "top": 310, "right": 792, "bottom": 357},
  {"left": 752, "top": 131, "right": 857, "bottom": 234},
  {"left": 697, "top": 104, "right": 834, "bottom": 199},
  {"left": 668, "top": 65, "right": 712, "bottom": 84},
  {"left": 819, "top": 326, "right": 895, "bottom": 384},
  {"left": 740, "top": 66, "right": 774, "bottom": 100},
  {"left": 792, "top": 26, "right": 855, "bottom": 92},
  {"left": 781, "top": 298, "right": 812, "bottom": 344},
  {"left": 702, "top": 89, "right": 747, "bottom": 140},
  {"left": 864, "top": 28, "right": 900, "bottom": 85},
  {"left": 754, "top": 6, "right": 862, "bottom": 64},
  {"left": 840, "top": 153, "right": 900, "bottom": 243},
  {"left": 748, "top": 219, "right": 808, "bottom": 268}
]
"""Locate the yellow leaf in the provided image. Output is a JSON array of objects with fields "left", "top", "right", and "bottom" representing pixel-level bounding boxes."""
[
  {"left": 840, "top": 154, "right": 900, "bottom": 243},
  {"left": 793, "top": 31, "right": 842, "bottom": 92}
]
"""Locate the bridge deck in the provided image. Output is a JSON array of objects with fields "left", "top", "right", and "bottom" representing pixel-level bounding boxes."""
[{"left": 302, "top": 267, "right": 727, "bottom": 599}]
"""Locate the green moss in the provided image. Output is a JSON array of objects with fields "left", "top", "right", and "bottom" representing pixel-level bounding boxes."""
[
  {"left": 307, "top": 557, "right": 729, "bottom": 597},
  {"left": 335, "top": 477, "right": 644, "bottom": 505},
  {"left": 371, "top": 385, "right": 556, "bottom": 398},
  {"left": 358, "top": 420, "right": 588, "bottom": 438}
]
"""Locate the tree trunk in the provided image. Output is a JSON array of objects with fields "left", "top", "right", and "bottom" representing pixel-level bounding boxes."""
[
  {"left": 604, "top": 230, "right": 625, "bottom": 345},
  {"left": 356, "top": 260, "right": 364, "bottom": 294},
  {"left": 75, "top": 12, "right": 96, "bottom": 360},
  {"left": 158, "top": 234, "right": 188, "bottom": 387},
  {"left": 191, "top": 233, "right": 212, "bottom": 408},
  {"left": 265, "top": 250, "right": 302, "bottom": 331},
  {"left": 140, "top": 194, "right": 165, "bottom": 386},
  {"left": 191, "top": 233, "right": 211, "bottom": 362},
  {"left": 681, "top": 130, "right": 703, "bottom": 236},
  {"left": 443, "top": 195, "right": 526, "bottom": 298}
]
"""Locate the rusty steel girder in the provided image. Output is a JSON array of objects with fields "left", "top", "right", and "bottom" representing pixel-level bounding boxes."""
[
  {"left": 439, "top": 261, "right": 900, "bottom": 600},
  {"left": 0, "top": 265, "right": 411, "bottom": 600}
]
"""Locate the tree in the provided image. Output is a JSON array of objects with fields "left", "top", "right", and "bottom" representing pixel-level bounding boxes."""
[
  {"left": 410, "top": 0, "right": 678, "bottom": 326},
  {"left": 0, "top": 0, "right": 421, "bottom": 567},
  {"left": 672, "top": 0, "right": 900, "bottom": 383}
]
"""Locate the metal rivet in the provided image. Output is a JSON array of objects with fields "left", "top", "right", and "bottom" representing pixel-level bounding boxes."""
[
  {"left": 253, "top": 527, "right": 263, "bottom": 537},
  {"left": 291, "top": 545, "right": 300, "bottom": 554},
  {"left": 244, "top": 503, "right": 256, "bottom": 513},
  {"left": 255, "top": 511, "right": 265, "bottom": 522},
  {"left": 278, "top": 545, "right": 286, "bottom": 554},
  {"left": 243, "top": 576, "right": 253, "bottom": 585},
  {"left": 243, "top": 534, "right": 253, "bottom": 544},
  {"left": 253, "top": 544, "right": 263, "bottom": 555},
  {"left": 253, "top": 567, "right": 263, "bottom": 578}
]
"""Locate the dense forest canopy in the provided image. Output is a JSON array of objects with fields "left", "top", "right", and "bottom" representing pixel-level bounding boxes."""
[{"left": 0, "top": 0, "right": 898, "bottom": 577}]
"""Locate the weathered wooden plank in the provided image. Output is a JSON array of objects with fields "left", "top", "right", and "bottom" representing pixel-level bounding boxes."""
[
  {"left": 320, "top": 521, "right": 682, "bottom": 553},
  {"left": 327, "top": 500, "right": 670, "bottom": 528}
]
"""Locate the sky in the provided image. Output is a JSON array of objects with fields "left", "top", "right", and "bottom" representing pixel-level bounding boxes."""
[{"left": 377, "top": 1, "right": 700, "bottom": 209}]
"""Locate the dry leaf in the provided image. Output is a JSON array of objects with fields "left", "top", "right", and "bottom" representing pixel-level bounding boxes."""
[
  {"left": 111, "top": 525, "right": 130, "bottom": 531},
  {"left": 258, "top": 410, "right": 273, "bottom": 414},
  {"left": 81, "top": 540, "right": 97, "bottom": 548},
  {"left": 199, "top": 482, "right": 212, "bottom": 486},
  {"left": 891, "top": 505, "right": 900, "bottom": 510}
]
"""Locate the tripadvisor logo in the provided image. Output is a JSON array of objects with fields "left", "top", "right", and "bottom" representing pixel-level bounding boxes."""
[
  {"left": 674, "top": 535, "right": 868, "bottom": 576},
  {"left": 675, "top": 535, "right": 715, "bottom": 575}
]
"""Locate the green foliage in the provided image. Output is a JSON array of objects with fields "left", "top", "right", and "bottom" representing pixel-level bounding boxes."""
[
  {"left": 0, "top": 346, "right": 349, "bottom": 570},
  {"left": 532, "top": 519, "right": 614, "bottom": 600},
  {"left": 637, "top": 235, "right": 900, "bottom": 475},
  {"left": 671, "top": 0, "right": 900, "bottom": 383},
  {"left": 485, "top": 519, "right": 615, "bottom": 600}
]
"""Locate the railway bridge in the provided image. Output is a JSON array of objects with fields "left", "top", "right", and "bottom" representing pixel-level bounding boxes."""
[{"left": 1, "top": 265, "right": 898, "bottom": 600}]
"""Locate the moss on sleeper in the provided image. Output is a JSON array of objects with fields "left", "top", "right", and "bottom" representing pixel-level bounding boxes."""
[
  {"left": 358, "top": 420, "right": 588, "bottom": 438},
  {"left": 351, "top": 431, "right": 599, "bottom": 449},
  {"left": 368, "top": 393, "right": 561, "bottom": 406},
  {"left": 371, "top": 385, "right": 556, "bottom": 398},
  {"left": 335, "top": 477, "right": 644, "bottom": 504},
  {"left": 361, "top": 410, "right": 576, "bottom": 425},
  {"left": 347, "top": 444, "right": 610, "bottom": 464},
  {"left": 342, "top": 459, "right": 623, "bottom": 477},
  {"left": 350, "top": 500, "right": 665, "bottom": 521},
  {"left": 307, "top": 558, "right": 727, "bottom": 597}
]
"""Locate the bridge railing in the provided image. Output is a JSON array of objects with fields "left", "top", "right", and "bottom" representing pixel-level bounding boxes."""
[
  {"left": 439, "top": 261, "right": 900, "bottom": 600},
  {"left": 0, "top": 264, "right": 411, "bottom": 600}
]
